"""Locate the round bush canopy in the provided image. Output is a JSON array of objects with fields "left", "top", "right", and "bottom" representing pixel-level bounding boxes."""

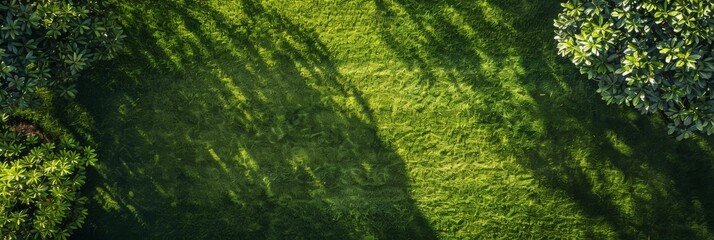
[{"left": 555, "top": 0, "right": 714, "bottom": 139}]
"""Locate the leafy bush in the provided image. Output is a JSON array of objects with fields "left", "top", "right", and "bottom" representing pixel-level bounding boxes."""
[
  {"left": 0, "top": 114, "right": 97, "bottom": 239},
  {"left": 0, "top": 0, "right": 124, "bottom": 111},
  {"left": 554, "top": 0, "right": 714, "bottom": 139}
]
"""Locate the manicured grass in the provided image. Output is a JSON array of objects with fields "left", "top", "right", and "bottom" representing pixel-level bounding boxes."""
[{"left": 61, "top": 0, "right": 714, "bottom": 239}]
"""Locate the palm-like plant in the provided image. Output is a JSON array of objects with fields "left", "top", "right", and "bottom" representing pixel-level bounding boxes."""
[
  {"left": 0, "top": 114, "right": 96, "bottom": 240},
  {"left": 0, "top": 0, "right": 125, "bottom": 111}
]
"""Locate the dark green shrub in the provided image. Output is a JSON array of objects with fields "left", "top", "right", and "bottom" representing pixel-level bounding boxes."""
[
  {"left": 554, "top": 0, "right": 714, "bottom": 139},
  {"left": 0, "top": 114, "right": 97, "bottom": 239},
  {"left": 0, "top": 0, "right": 124, "bottom": 111}
]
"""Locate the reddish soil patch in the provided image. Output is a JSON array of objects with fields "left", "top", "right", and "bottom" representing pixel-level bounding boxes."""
[{"left": 5, "top": 119, "right": 50, "bottom": 142}]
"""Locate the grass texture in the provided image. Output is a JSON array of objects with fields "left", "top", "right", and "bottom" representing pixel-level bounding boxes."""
[{"left": 56, "top": 0, "right": 714, "bottom": 239}]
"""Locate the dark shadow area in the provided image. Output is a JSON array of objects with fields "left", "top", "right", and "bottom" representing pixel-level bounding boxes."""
[
  {"left": 374, "top": 0, "right": 714, "bottom": 238},
  {"left": 64, "top": 0, "right": 436, "bottom": 239}
]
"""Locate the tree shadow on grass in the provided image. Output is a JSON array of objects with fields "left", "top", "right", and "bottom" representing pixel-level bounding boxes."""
[
  {"left": 67, "top": 0, "right": 436, "bottom": 239},
  {"left": 374, "top": 0, "right": 714, "bottom": 238}
]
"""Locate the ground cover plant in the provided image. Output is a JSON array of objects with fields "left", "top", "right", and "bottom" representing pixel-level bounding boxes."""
[
  {"left": 0, "top": 0, "right": 122, "bottom": 239},
  {"left": 0, "top": 0, "right": 124, "bottom": 111},
  {"left": 28, "top": 0, "right": 714, "bottom": 239},
  {"left": 0, "top": 113, "right": 97, "bottom": 240},
  {"left": 555, "top": 0, "right": 714, "bottom": 140}
]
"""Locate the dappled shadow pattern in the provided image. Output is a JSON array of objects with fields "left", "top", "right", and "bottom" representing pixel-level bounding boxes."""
[
  {"left": 374, "top": 0, "right": 714, "bottom": 238},
  {"left": 68, "top": 0, "right": 435, "bottom": 239}
]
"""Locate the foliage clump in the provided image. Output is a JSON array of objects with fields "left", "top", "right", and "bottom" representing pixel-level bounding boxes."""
[
  {"left": 554, "top": 0, "right": 714, "bottom": 139},
  {"left": 0, "top": 114, "right": 97, "bottom": 240},
  {"left": 0, "top": 0, "right": 124, "bottom": 111}
]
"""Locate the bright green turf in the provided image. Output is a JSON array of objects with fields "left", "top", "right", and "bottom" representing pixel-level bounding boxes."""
[{"left": 58, "top": 0, "right": 714, "bottom": 239}]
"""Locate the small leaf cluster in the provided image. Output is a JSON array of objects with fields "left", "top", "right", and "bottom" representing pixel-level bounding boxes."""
[
  {"left": 0, "top": 0, "right": 125, "bottom": 111},
  {"left": 0, "top": 114, "right": 97, "bottom": 240},
  {"left": 555, "top": 0, "right": 714, "bottom": 139}
]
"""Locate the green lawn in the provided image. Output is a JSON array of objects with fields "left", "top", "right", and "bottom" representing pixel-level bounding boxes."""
[{"left": 60, "top": 0, "right": 714, "bottom": 239}]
